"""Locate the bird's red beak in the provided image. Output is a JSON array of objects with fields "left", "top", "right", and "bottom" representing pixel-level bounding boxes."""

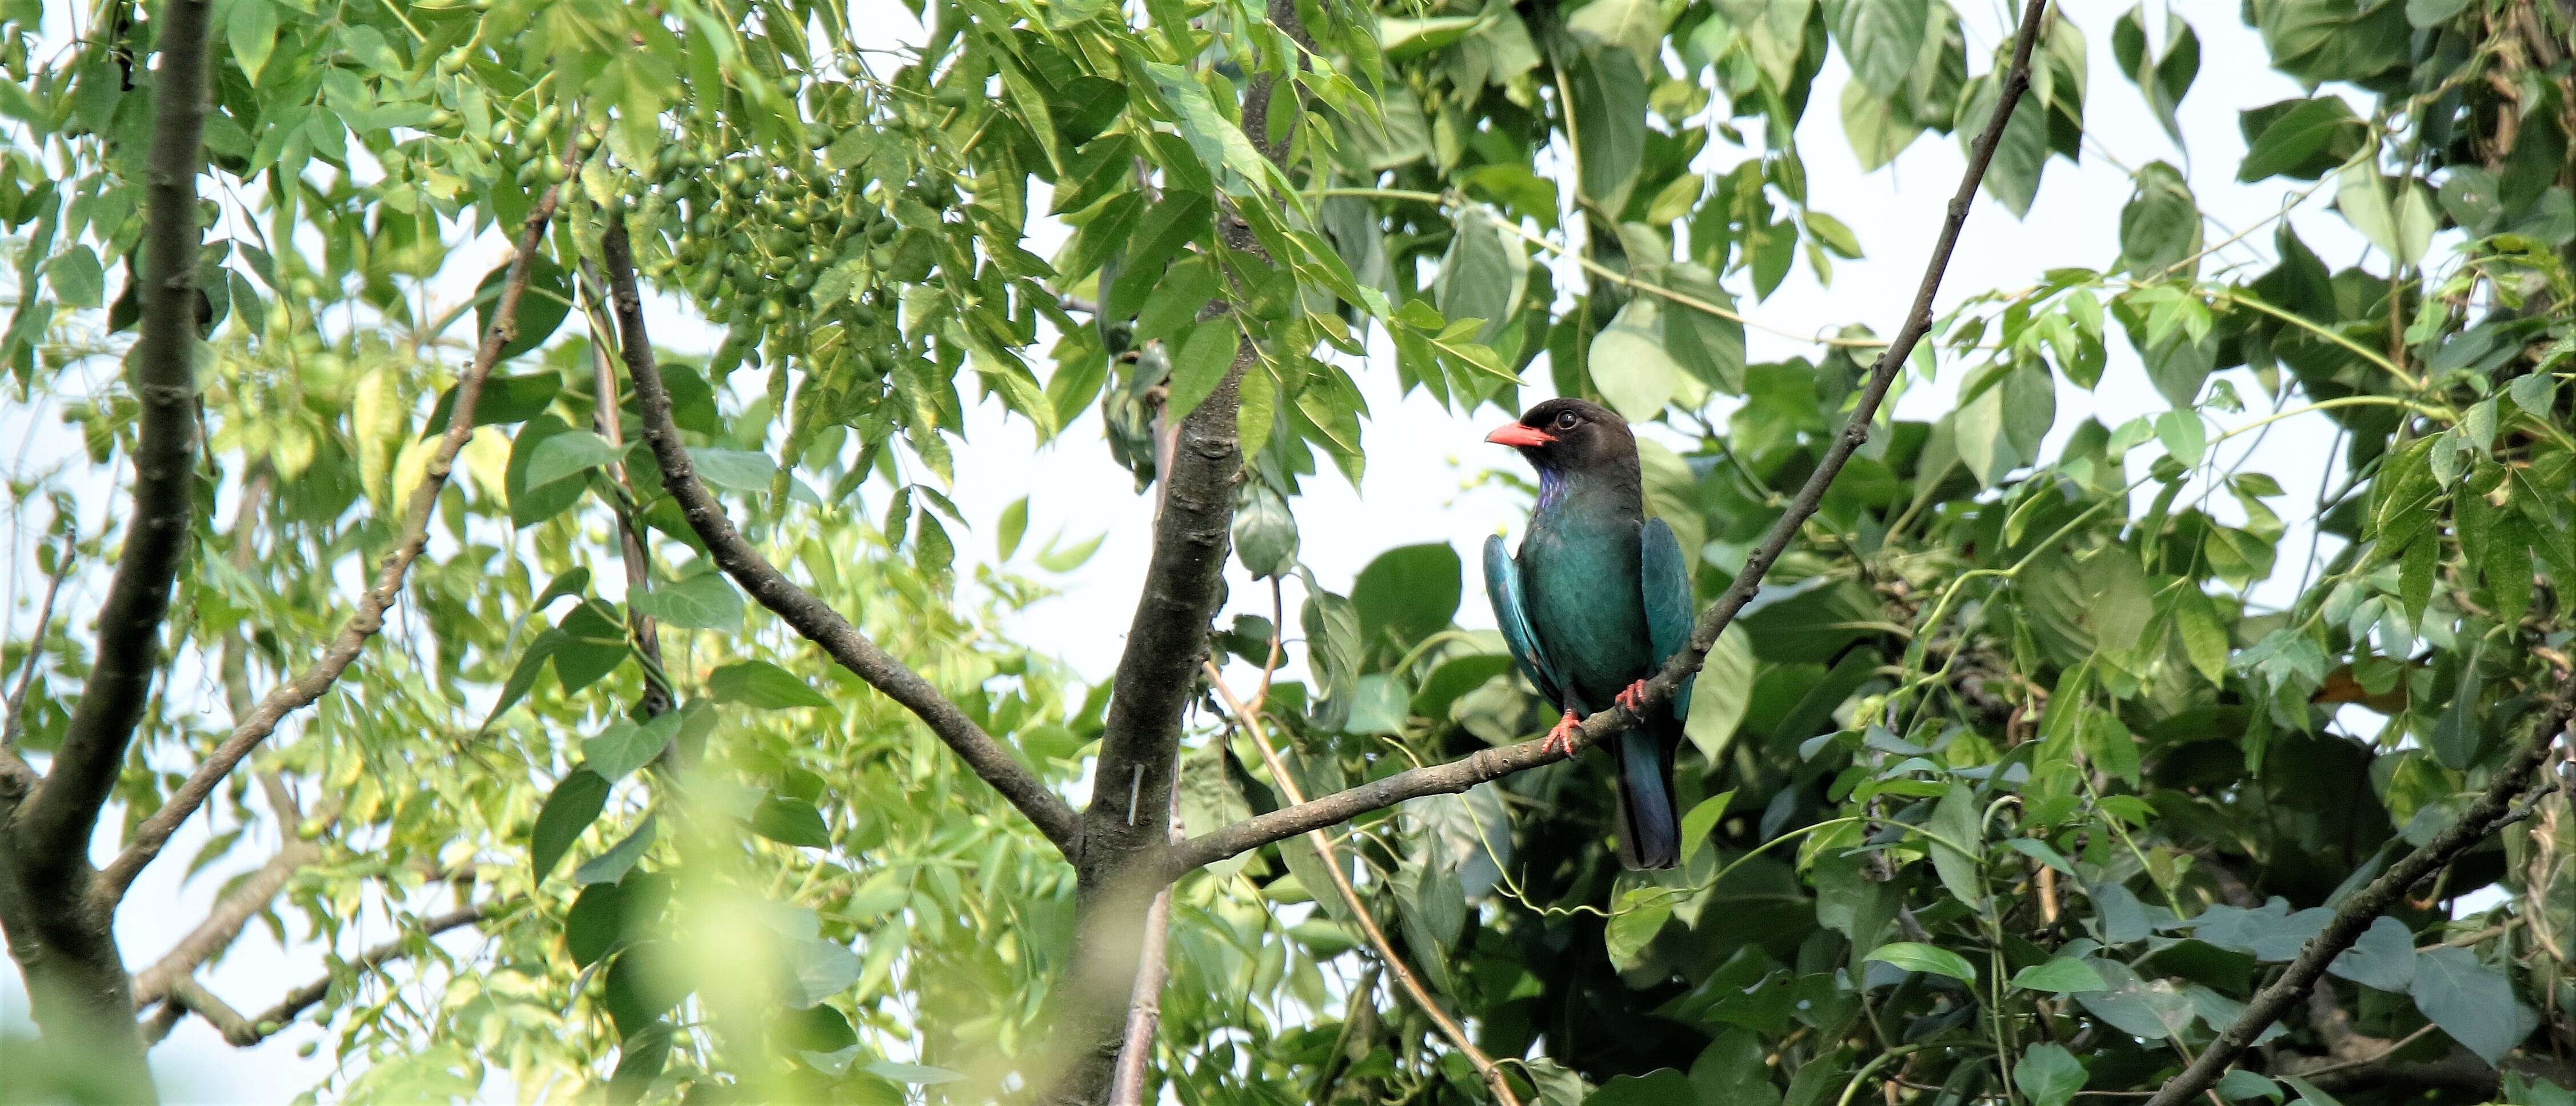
[{"left": 1485, "top": 423, "right": 1555, "bottom": 448}]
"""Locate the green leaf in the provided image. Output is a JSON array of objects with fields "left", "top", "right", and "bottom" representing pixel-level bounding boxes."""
[
  {"left": 2011, "top": 957, "right": 2110, "bottom": 993},
  {"left": 523, "top": 429, "right": 623, "bottom": 491},
  {"left": 574, "top": 814, "right": 658, "bottom": 886},
  {"left": 1142, "top": 61, "right": 1273, "bottom": 192},
  {"left": 2155, "top": 409, "right": 2206, "bottom": 466},
  {"left": 1435, "top": 206, "right": 1530, "bottom": 348},
  {"left": 2014, "top": 1044, "right": 2087, "bottom": 1106},
  {"left": 708, "top": 660, "right": 832, "bottom": 709},
  {"left": 2215, "top": 1071, "right": 2285, "bottom": 1102},
  {"left": 2410, "top": 946, "right": 2539, "bottom": 1064},
  {"left": 1678, "top": 790, "right": 1735, "bottom": 866},
  {"left": 1565, "top": 0, "right": 1664, "bottom": 74},
  {"left": 584, "top": 718, "right": 669, "bottom": 782},
  {"left": 2326, "top": 916, "right": 2416, "bottom": 992},
  {"left": 631, "top": 573, "right": 745, "bottom": 632},
  {"left": 688, "top": 448, "right": 777, "bottom": 493},
  {"left": 2335, "top": 165, "right": 2433, "bottom": 267},
  {"left": 1654, "top": 263, "right": 1747, "bottom": 393},
  {"left": 433, "top": 372, "right": 561, "bottom": 432},
  {"left": 531, "top": 769, "right": 612, "bottom": 879},
  {"left": 1587, "top": 1069, "right": 1691, "bottom": 1106},
  {"left": 476, "top": 254, "right": 572, "bottom": 361},
  {"left": 1684, "top": 625, "right": 1756, "bottom": 760},
  {"left": 1604, "top": 886, "right": 1674, "bottom": 966},
  {"left": 1568, "top": 51, "right": 1648, "bottom": 206},
  {"left": 2119, "top": 162, "right": 2202, "bottom": 278},
  {"left": 752, "top": 796, "right": 831, "bottom": 849},
  {"left": 2427, "top": 645, "right": 2485, "bottom": 770},
  {"left": 997, "top": 497, "right": 1029, "bottom": 560},
  {"left": 1352, "top": 543, "right": 1462, "bottom": 651},
  {"left": 1957, "top": 73, "right": 2048, "bottom": 217},
  {"left": 1164, "top": 322, "right": 1237, "bottom": 424},
  {"left": 45, "top": 245, "right": 103, "bottom": 308},
  {"left": 787, "top": 937, "right": 861, "bottom": 1007},
  {"left": 1380, "top": 14, "right": 1484, "bottom": 58},
  {"left": 2238, "top": 97, "right": 2364, "bottom": 182},
  {"left": 1590, "top": 298, "right": 1680, "bottom": 419},
  {"left": 864, "top": 1060, "right": 965, "bottom": 1085},
  {"left": 1232, "top": 484, "right": 1300, "bottom": 580},
  {"left": 1831, "top": 0, "right": 1930, "bottom": 98},
  {"left": 1864, "top": 941, "right": 1978, "bottom": 983},
  {"left": 1928, "top": 783, "right": 1985, "bottom": 907},
  {"left": 228, "top": 0, "right": 279, "bottom": 83}
]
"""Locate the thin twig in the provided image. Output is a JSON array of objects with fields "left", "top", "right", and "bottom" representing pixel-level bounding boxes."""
[
  {"left": 0, "top": 524, "right": 75, "bottom": 786},
  {"left": 149, "top": 901, "right": 501, "bottom": 1048},
  {"left": 597, "top": 220, "right": 1084, "bottom": 858},
  {"left": 2138, "top": 690, "right": 2570, "bottom": 1106},
  {"left": 1204, "top": 660, "right": 1524, "bottom": 1106},
  {"left": 1166, "top": 0, "right": 2059, "bottom": 879},
  {"left": 90, "top": 144, "right": 586, "bottom": 911}
]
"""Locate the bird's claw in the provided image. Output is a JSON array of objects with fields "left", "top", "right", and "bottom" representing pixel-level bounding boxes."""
[
  {"left": 1539, "top": 710, "right": 1581, "bottom": 757},
  {"left": 1615, "top": 680, "right": 1650, "bottom": 713}
]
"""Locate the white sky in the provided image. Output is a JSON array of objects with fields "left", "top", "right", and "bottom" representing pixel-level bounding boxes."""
[{"left": 2, "top": 1, "right": 2426, "bottom": 1100}]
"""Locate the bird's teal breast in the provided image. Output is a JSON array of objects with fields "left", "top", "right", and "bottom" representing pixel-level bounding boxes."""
[{"left": 1517, "top": 517, "right": 1651, "bottom": 713}]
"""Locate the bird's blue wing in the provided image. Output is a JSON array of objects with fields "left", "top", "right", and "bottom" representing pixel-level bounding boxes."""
[
  {"left": 1639, "top": 518, "right": 1697, "bottom": 721},
  {"left": 1483, "top": 534, "right": 1565, "bottom": 708}
]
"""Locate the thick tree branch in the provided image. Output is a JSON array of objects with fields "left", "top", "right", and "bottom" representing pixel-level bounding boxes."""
[
  {"left": 596, "top": 221, "right": 1083, "bottom": 858},
  {"left": 1165, "top": 0, "right": 2054, "bottom": 879},
  {"left": 2139, "top": 693, "right": 2570, "bottom": 1106},
  {"left": 11, "top": 0, "right": 217, "bottom": 873},
  {"left": 89, "top": 155, "right": 581, "bottom": 909},
  {"left": 1050, "top": 9, "right": 1312, "bottom": 1098}
]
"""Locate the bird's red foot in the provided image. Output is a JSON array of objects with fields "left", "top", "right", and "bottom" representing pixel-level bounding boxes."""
[
  {"left": 1615, "top": 680, "right": 1650, "bottom": 713},
  {"left": 1539, "top": 710, "right": 1581, "bottom": 757}
]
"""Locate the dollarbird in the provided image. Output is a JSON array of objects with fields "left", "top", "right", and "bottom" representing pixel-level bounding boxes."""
[{"left": 1482, "top": 398, "right": 1697, "bottom": 869}]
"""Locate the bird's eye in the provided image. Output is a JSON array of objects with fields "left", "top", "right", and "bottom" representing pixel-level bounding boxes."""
[{"left": 1553, "top": 410, "right": 1579, "bottom": 431}]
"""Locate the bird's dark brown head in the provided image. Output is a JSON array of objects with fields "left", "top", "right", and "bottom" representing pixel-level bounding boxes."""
[{"left": 1485, "top": 398, "right": 1638, "bottom": 478}]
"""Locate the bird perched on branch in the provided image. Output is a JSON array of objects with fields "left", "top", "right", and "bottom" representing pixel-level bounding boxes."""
[{"left": 1482, "top": 398, "right": 1697, "bottom": 869}]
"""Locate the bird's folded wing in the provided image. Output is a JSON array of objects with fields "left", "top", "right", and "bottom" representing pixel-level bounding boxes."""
[
  {"left": 1482, "top": 533, "right": 1565, "bottom": 708},
  {"left": 1639, "top": 518, "right": 1697, "bottom": 720}
]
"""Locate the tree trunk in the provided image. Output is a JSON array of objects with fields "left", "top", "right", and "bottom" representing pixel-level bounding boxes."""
[{"left": 0, "top": 854, "right": 154, "bottom": 1101}]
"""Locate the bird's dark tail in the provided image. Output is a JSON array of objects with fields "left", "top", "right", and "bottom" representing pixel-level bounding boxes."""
[{"left": 1612, "top": 727, "right": 1680, "bottom": 869}]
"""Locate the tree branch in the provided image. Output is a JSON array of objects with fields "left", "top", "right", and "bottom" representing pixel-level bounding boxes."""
[
  {"left": 2139, "top": 692, "right": 2570, "bottom": 1106},
  {"left": 0, "top": 525, "right": 75, "bottom": 793},
  {"left": 1165, "top": 0, "right": 2054, "bottom": 880},
  {"left": 128, "top": 783, "right": 332, "bottom": 1009},
  {"left": 11, "top": 0, "right": 218, "bottom": 875},
  {"left": 89, "top": 152, "right": 582, "bottom": 910},
  {"left": 596, "top": 221, "right": 1084, "bottom": 859},
  {"left": 144, "top": 901, "right": 499, "bottom": 1048}
]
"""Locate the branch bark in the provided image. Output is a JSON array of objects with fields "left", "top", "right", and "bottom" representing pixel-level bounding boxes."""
[
  {"left": 1165, "top": 0, "right": 2054, "bottom": 880},
  {"left": 0, "top": 1, "right": 216, "bottom": 1095},
  {"left": 597, "top": 221, "right": 1083, "bottom": 857},
  {"left": 0, "top": 524, "right": 75, "bottom": 792},
  {"left": 2139, "top": 693, "right": 2570, "bottom": 1106},
  {"left": 90, "top": 150, "right": 582, "bottom": 909}
]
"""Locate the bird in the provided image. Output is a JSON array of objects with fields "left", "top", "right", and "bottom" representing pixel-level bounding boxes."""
[{"left": 1481, "top": 398, "right": 1698, "bottom": 869}]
